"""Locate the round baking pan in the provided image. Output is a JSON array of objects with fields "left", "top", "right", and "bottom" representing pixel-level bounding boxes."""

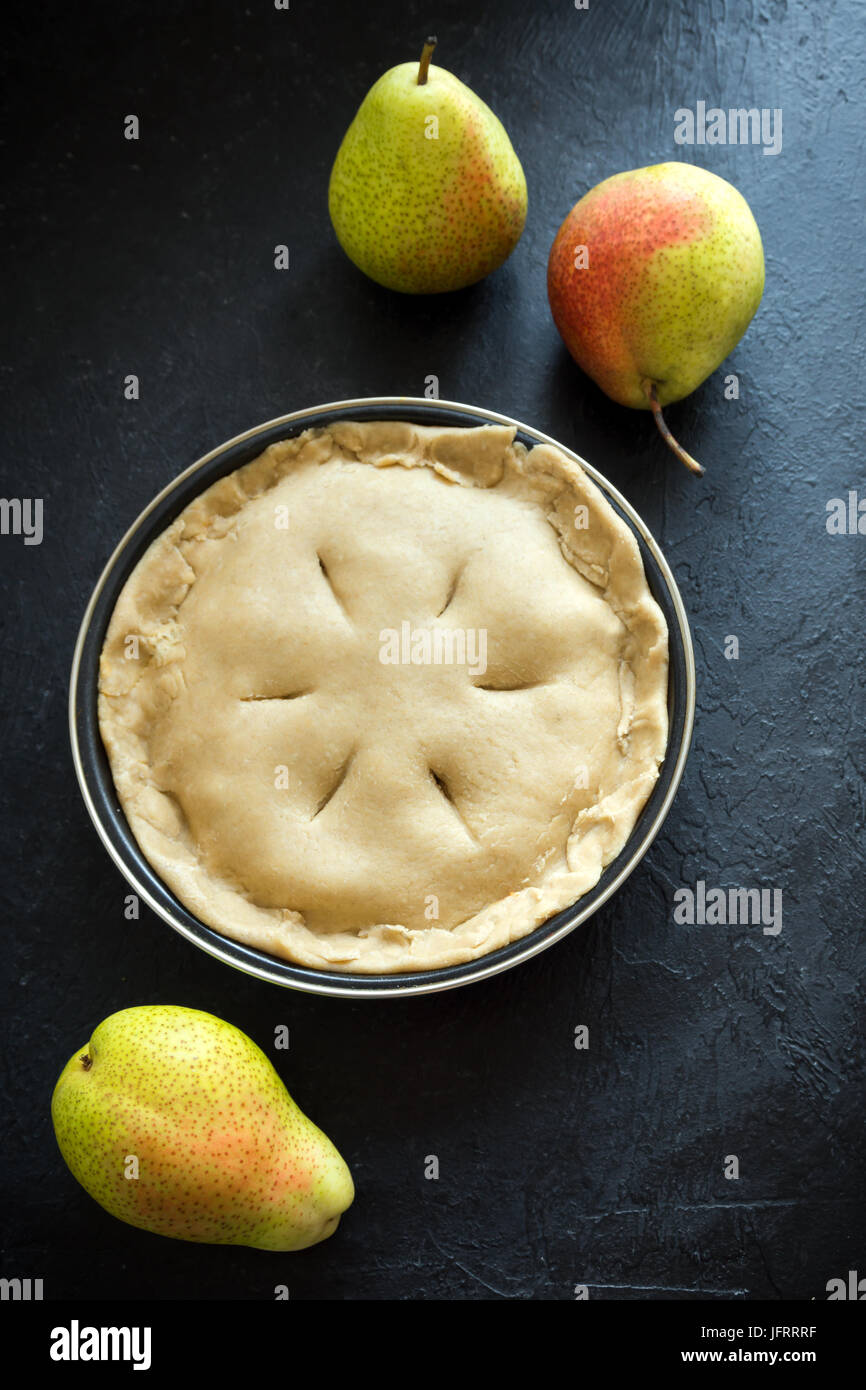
[{"left": 70, "top": 397, "right": 696, "bottom": 998}]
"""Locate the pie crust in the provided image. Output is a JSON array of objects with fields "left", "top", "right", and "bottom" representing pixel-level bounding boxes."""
[{"left": 98, "top": 421, "right": 669, "bottom": 973}]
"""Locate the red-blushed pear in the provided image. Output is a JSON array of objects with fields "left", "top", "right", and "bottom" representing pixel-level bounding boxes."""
[
  {"left": 328, "top": 37, "right": 527, "bottom": 293},
  {"left": 547, "top": 162, "right": 765, "bottom": 475},
  {"left": 51, "top": 1006, "right": 354, "bottom": 1250}
]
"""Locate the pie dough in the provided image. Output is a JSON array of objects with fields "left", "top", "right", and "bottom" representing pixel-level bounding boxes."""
[{"left": 98, "top": 421, "right": 669, "bottom": 973}]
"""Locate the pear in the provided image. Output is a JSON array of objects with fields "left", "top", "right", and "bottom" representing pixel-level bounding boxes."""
[
  {"left": 547, "top": 162, "right": 765, "bottom": 474},
  {"left": 329, "top": 37, "right": 527, "bottom": 293},
  {"left": 51, "top": 1006, "right": 354, "bottom": 1250}
]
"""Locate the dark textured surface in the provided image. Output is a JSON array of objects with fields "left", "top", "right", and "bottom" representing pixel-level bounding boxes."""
[{"left": 1, "top": 0, "right": 863, "bottom": 1300}]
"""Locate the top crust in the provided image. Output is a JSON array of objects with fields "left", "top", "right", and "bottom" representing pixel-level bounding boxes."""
[{"left": 98, "top": 421, "right": 669, "bottom": 972}]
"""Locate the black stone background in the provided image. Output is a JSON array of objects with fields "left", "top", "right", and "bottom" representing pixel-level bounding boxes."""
[{"left": 1, "top": 0, "right": 863, "bottom": 1301}]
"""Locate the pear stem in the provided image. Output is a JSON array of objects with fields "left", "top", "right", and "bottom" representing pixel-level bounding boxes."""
[
  {"left": 418, "top": 36, "right": 437, "bottom": 85},
  {"left": 644, "top": 381, "right": 705, "bottom": 476}
]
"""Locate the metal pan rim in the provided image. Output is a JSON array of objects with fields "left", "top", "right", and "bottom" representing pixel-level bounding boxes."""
[{"left": 69, "top": 396, "right": 696, "bottom": 998}]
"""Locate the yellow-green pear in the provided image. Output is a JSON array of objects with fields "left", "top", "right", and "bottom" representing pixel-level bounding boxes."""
[
  {"left": 329, "top": 37, "right": 527, "bottom": 293},
  {"left": 51, "top": 1006, "right": 354, "bottom": 1250}
]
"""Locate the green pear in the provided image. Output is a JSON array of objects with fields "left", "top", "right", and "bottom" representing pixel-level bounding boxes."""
[
  {"left": 329, "top": 37, "right": 527, "bottom": 293},
  {"left": 547, "top": 162, "right": 765, "bottom": 474},
  {"left": 51, "top": 1006, "right": 354, "bottom": 1250}
]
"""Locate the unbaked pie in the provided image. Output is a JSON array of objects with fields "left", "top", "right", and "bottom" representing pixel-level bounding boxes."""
[{"left": 98, "top": 421, "right": 669, "bottom": 973}]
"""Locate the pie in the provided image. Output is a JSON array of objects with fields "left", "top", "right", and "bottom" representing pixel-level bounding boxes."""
[{"left": 98, "top": 420, "right": 669, "bottom": 973}]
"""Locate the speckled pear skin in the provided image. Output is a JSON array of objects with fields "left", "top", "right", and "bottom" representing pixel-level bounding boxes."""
[
  {"left": 51, "top": 1006, "right": 354, "bottom": 1250},
  {"left": 547, "top": 163, "right": 764, "bottom": 409},
  {"left": 328, "top": 60, "right": 527, "bottom": 294}
]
